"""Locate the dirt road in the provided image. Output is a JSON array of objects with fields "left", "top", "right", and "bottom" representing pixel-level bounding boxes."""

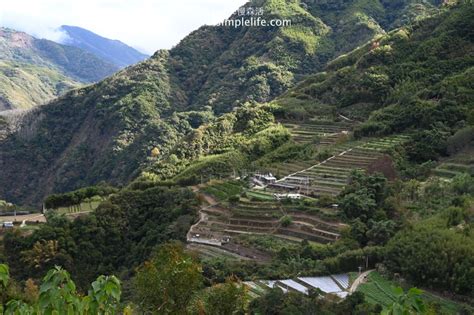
[
  {"left": 349, "top": 270, "right": 374, "bottom": 293},
  {"left": 0, "top": 213, "right": 46, "bottom": 223}
]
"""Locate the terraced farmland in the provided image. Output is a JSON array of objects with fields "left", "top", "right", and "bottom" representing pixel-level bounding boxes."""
[
  {"left": 283, "top": 122, "right": 352, "bottom": 145},
  {"left": 188, "top": 134, "right": 410, "bottom": 259},
  {"left": 269, "top": 135, "right": 410, "bottom": 197},
  {"left": 357, "top": 272, "right": 464, "bottom": 313},
  {"left": 188, "top": 182, "right": 345, "bottom": 258},
  {"left": 54, "top": 200, "right": 102, "bottom": 214},
  {"left": 357, "top": 272, "right": 397, "bottom": 306},
  {"left": 433, "top": 145, "right": 474, "bottom": 180},
  {"left": 186, "top": 243, "right": 256, "bottom": 261},
  {"left": 201, "top": 180, "right": 243, "bottom": 201}
]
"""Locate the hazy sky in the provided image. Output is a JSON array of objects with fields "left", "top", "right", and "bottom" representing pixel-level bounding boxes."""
[{"left": 0, "top": 0, "right": 248, "bottom": 54}]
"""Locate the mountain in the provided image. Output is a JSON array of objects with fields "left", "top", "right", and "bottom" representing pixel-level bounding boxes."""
[
  {"left": 0, "top": 27, "right": 119, "bottom": 110},
  {"left": 60, "top": 25, "right": 149, "bottom": 68},
  {"left": 0, "top": 0, "right": 462, "bottom": 206},
  {"left": 274, "top": 1, "right": 473, "bottom": 131}
]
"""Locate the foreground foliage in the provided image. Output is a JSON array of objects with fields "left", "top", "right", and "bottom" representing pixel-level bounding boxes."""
[{"left": 0, "top": 264, "right": 122, "bottom": 315}]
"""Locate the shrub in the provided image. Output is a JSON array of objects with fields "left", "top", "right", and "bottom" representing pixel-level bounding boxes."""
[
  {"left": 177, "top": 174, "right": 199, "bottom": 186},
  {"left": 384, "top": 226, "right": 474, "bottom": 296},
  {"left": 228, "top": 195, "right": 240, "bottom": 203},
  {"left": 447, "top": 126, "right": 474, "bottom": 155},
  {"left": 355, "top": 121, "right": 389, "bottom": 138},
  {"left": 451, "top": 173, "right": 474, "bottom": 195},
  {"left": 405, "top": 129, "right": 449, "bottom": 162},
  {"left": 280, "top": 215, "right": 293, "bottom": 227}
]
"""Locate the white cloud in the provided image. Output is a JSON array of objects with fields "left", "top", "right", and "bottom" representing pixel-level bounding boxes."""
[{"left": 0, "top": 0, "right": 248, "bottom": 54}]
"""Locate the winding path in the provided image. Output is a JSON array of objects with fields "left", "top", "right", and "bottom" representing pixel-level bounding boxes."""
[{"left": 186, "top": 191, "right": 220, "bottom": 242}]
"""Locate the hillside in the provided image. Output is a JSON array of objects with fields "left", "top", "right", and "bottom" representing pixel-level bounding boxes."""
[
  {"left": 274, "top": 1, "right": 473, "bottom": 132},
  {"left": 0, "top": 0, "right": 456, "bottom": 206},
  {"left": 60, "top": 25, "right": 149, "bottom": 68},
  {"left": 0, "top": 27, "right": 119, "bottom": 110}
]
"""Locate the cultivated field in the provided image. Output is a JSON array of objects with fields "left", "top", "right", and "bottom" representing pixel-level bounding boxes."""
[
  {"left": 433, "top": 145, "right": 474, "bottom": 179},
  {"left": 283, "top": 122, "right": 352, "bottom": 145},
  {"left": 357, "top": 272, "right": 465, "bottom": 314},
  {"left": 188, "top": 181, "right": 346, "bottom": 259},
  {"left": 187, "top": 121, "right": 410, "bottom": 260},
  {"left": 269, "top": 135, "right": 410, "bottom": 197}
]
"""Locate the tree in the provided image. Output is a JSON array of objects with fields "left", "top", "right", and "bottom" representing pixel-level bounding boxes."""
[
  {"left": 340, "top": 189, "right": 377, "bottom": 221},
  {"left": 366, "top": 220, "right": 397, "bottom": 245},
  {"left": 451, "top": 173, "right": 474, "bottom": 195},
  {"left": 151, "top": 147, "right": 160, "bottom": 157},
  {"left": 4, "top": 185, "right": 198, "bottom": 289},
  {"left": 280, "top": 215, "right": 293, "bottom": 227},
  {"left": 385, "top": 227, "right": 474, "bottom": 295},
  {"left": 134, "top": 242, "right": 203, "bottom": 314},
  {"left": 189, "top": 277, "right": 248, "bottom": 315},
  {"left": 405, "top": 129, "right": 448, "bottom": 162},
  {"left": 0, "top": 264, "right": 122, "bottom": 315}
]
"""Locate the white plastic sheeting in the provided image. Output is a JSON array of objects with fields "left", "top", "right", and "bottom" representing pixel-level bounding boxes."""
[
  {"left": 279, "top": 279, "right": 309, "bottom": 294},
  {"left": 298, "top": 276, "right": 341, "bottom": 293},
  {"left": 335, "top": 291, "right": 349, "bottom": 298},
  {"left": 261, "top": 280, "right": 288, "bottom": 293},
  {"left": 244, "top": 274, "right": 350, "bottom": 299},
  {"left": 332, "top": 274, "right": 350, "bottom": 289}
]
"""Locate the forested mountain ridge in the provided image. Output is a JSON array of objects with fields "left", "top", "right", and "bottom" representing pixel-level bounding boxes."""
[
  {"left": 0, "top": 28, "right": 119, "bottom": 111},
  {"left": 274, "top": 1, "right": 473, "bottom": 128},
  {"left": 0, "top": 0, "right": 457, "bottom": 206},
  {"left": 143, "top": 0, "right": 473, "bottom": 183},
  {"left": 168, "top": 0, "right": 444, "bottom": 113},
  {"left": 59, "top": 25, "right": 149, "bottom": 68}
]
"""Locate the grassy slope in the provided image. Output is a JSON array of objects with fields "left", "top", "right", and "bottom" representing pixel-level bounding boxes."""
[{"left": 0, "top": 61, "right": 80, "bottom": 110}]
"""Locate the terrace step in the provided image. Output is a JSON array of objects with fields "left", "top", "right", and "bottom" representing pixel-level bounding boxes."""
[
  {"left": 289, "top": 215, "right": 341, "bottom": 233},
  {"left": 323, "top": 160, "right": 371, "bottom": 168},
  {"left": 307, "top": 168, "right": 353, "bottom": 176},
  {"left": 433, "top": 169, "right": 461, "bottom": 178},
  {"left": 302, "top": 170, "right": 349, "bottom": 179},
  {"left": 307, "top": 179, "right": 347, "bottom": 188},
  {"left": 336, "top": 155, "right": 380, "bottom": 162},
  {"left": 438, "top": 163, "right": 474, "bottom": 173},
  {"left": 307, "top": 187, "right": 343, "bottom": 196},
  {"left": 272, "top": 234, "right": 305, "bottom": 243},
  {"left": 201, "top": 207, "right": 229, "bottom": 216},
  {"left": 231, "top": 214, "right": 280, "bottom": 222},
  {"left": 277, "top": 228, "right": 336, "bottom": 244},
  {"left": 213, "top": 222, "right": 274, "bottom": 233},
  {"left": 297, "top": 224, "right": 340, "bottom": 239},
  {"left": 187, "top": 244, "right": 250, "bottom": 260},
  {"left": 229, "top": 219, "right": 278, "bottom": 228}
]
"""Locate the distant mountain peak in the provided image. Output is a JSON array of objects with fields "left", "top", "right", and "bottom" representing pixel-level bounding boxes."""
[
  {"left": 59, "top": 25, "right": 149, "bottom": 68},
  {"left": 0, "top": 27, "right": 119, "bottom": 111},
  {"left": 0, "top": 27, "right": 34, "bottom": 49}
]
